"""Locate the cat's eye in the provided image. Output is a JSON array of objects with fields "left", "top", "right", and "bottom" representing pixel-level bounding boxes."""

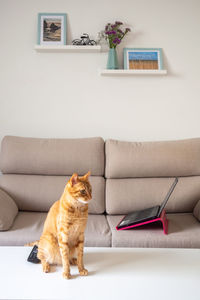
[{"left": 80, "top": 189, "right": 86, "bottom": 195}]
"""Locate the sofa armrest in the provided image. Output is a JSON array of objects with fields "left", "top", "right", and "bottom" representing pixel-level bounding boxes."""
[
  {"left": 0, "top": 188, "right": 18, "bottom": 231},
  {"left": 193, "top": 200, "right": 200, "bottom": 222}
]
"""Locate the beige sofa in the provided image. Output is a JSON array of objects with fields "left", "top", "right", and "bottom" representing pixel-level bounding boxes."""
[{"left": 0, "top": 136, "right": 200, "bottom": 248}]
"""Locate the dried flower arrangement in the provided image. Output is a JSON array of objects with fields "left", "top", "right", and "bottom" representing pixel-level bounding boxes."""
[{"left": 101, "top": 21, "right": 131, "bottom": 48}]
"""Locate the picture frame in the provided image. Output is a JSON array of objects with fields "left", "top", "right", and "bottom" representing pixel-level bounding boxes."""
[
  {"left": 37, "top": 13, "right": 67, "bottom": 45},
  {"left": 123, "top": 48, "right": 163, "bottom": 70}
]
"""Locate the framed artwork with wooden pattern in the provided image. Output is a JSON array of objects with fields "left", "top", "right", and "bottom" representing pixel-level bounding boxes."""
[{"left": 124, "top": 48, "right": 163, "bottom": 70}]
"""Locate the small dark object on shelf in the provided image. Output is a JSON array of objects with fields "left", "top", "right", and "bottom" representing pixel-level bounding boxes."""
[{"left": 72, "top": 33, "right": 97, "bottom": 46}]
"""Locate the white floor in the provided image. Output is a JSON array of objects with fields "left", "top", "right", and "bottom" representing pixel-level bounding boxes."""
[{"left": 0, "top": 247, "right": 199, "bottom": 300}]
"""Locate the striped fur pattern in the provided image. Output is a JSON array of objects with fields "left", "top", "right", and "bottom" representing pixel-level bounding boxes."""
[{"left": 36, "top": 172, "right": 92, "bottom": 279}]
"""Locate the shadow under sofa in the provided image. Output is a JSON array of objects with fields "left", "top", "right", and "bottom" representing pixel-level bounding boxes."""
[{"left": 0, "top": 136, "right": 200, "bottom": 248}]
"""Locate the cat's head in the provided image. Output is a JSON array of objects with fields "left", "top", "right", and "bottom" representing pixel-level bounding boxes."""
[{"left": 66, "top": 172, "right": 92, "bottom": 205}]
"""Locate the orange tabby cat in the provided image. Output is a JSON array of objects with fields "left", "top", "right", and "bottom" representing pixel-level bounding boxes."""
[{"left": 31, "top": 172, "right": 92, "bottom": 279}]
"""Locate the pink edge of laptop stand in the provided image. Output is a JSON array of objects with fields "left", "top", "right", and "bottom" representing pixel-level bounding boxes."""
[{"left": 116, "top": 210, "right": 168, "bottom": 234}]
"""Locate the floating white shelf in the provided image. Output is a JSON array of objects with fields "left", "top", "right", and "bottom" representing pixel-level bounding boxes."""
[
  {"left": 34, "top": 45, "right": 101, "bottom": 53},
  {"left": 100, "top": 69, "right": 167, "bottom": 76}
]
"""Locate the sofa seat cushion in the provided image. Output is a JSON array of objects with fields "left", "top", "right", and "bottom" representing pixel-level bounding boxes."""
[
  {"left": 85, "top": 215, "right": 111, "bottom": 247},
  {"left": 0, "top": 212, "right": 46, "bottom": 246},
  {"left": 107, "top": 213, "right": 200, "bottom": 248},
  {"left": 0, "top": 212, "right": 111, "bottom": 247}
]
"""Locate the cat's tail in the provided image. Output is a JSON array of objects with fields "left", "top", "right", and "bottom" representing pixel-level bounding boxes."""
[{"left": 24, "top": 240, "right": 39, "bottom": 247}]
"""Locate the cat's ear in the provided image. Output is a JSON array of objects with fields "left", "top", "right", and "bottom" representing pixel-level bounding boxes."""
[
  {"left": 70, "top": 173, "right": 78, "bottom": 186},
  {"left": 83, "top": 171, "right": 91, "bottom": 180}
]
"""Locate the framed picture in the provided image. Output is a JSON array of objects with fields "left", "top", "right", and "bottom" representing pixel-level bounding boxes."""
[
  {"left": 124, "top": 48, "right": 163, "bottom": 70},
  {"left": 37, "top": 13, "right": 67, "bottom": 45}
]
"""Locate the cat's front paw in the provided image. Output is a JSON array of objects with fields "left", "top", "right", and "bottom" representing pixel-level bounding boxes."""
[
  {"left": 79, "top": 268, "right": 88, "bottom": 276},
  {"left": 62, "top": 272, "right": 72, "bottom": 279},
  {"left": 42, "top": 263, "right": 50, "bottom": 273}
]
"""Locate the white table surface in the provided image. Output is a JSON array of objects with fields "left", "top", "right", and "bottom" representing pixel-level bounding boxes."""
[{"left": 0, "top": 247, "right": 199, "bottom": 300}]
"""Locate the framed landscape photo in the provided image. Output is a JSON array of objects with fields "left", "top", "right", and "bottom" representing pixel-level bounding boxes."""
[
  {"left": 124, "top": 48, "right": 163, "bottom": 70},
  {"left": 37, "top": 13, "right": 67, "bottom": 45}
]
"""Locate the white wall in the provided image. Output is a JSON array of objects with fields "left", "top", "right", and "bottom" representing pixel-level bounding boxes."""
[{"left": 0, "top": 0, "right": 200, "bottom": 144}]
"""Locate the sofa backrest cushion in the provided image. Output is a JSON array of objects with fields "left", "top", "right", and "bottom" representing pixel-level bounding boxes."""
[
  {"left": 193, "top": 200, "right": 200, "bottom": 221},
  {"left": 105, "top": 138, "right": 200, "bottom": 214},
  {"left": 0, "top": 175, "right": 105, "bottom": 214},
  {"left": 106, "top": 176, "right": 200, "bottom": 214},
  {"left": 105, "top": 138, "right": 200, "bottom": 178},
  {"left": 0, "top": 136, "right": 105, "bottom": 176}
]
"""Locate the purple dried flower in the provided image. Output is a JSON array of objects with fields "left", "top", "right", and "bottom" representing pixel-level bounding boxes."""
[
  {"left": 117, "top": 29, "right": 123, "bottom": 34},
  {"left": 115, "top": 21, "right": 123, "bottom": 25},
  {"left": 103, "top": 20, "right": 131, "bottom": 49},
  {"left": 106, "top": 30, "right": 116, "bottom": 35},
  {"left": 113, "top": 38, "right": 121, "bottom": 44}
]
